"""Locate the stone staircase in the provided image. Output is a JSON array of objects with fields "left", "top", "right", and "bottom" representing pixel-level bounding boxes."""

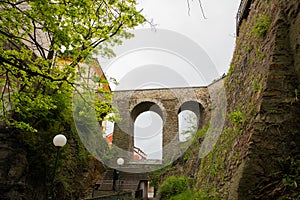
[
  {"left": 96, "top": 169, "right": 147, "bottom": 192},
  {"left": 97, "top": 170, "right": 114, "bottom": 191}
]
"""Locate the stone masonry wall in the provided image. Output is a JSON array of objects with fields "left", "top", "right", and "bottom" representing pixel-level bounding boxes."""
[
  {"left": 112, "top": 87, "right": 210, "bottom": 163},
  {"left": 225, "top": 0, "right": 300, "bottom": 199}
]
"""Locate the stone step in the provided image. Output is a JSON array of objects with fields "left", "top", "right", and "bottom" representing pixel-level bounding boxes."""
[
  {"left": 119, "top": 180, "right": 139, "bottom": 191},
  {"left": 96, "top": 169, "right": 148, "bottom": 192},
  {"left": 98, "top": 180, "right": 114, "bottom": 191}
]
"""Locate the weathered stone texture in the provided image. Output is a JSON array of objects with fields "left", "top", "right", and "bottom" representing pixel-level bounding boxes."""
[
  {"left": 0, "top": 128, "right": 28, "bottom": 200},
  {"left": 226, "top": 0, "right": 300, "bottom": 199}
]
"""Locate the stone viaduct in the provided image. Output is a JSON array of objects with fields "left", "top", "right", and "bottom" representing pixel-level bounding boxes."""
[{"left": 109, "top": 78, "right": 225, "bottom": 168}]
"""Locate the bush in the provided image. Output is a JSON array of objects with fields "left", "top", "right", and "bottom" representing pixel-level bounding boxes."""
[
  {"left": 195, "top": 190, "right": 218, "bottom": 200},
  {"left": 170, "top": 190, "right": 194, "bottom": 200},
  {"left": 158, "top": 176, "right": 190, "bottom": 200}
]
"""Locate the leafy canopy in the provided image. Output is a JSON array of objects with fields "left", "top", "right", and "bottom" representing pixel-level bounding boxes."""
[{"left": 0, "top": 0, "right": 145, "bottom": 131}]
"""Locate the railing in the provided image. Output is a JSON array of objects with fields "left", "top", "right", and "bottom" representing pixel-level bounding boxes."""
[
  {"left": 135, "top": 189, "right": 143, "bottom": 200},
  {"left": 86, "top": 192, "right": 133, "bottom": 200},
  {"left": 236, "top": 0, "right": 254, "bottom": 35}
]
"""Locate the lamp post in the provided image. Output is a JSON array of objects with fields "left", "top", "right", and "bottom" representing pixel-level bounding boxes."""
[
  {"left": 116, "top": 158, "right": 124, "bottom": 194},
  {"left": 48, "top": 134, "right": 67, "bottom": 200}
]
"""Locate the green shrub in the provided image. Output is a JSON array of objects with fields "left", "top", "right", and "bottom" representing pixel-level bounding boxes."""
[
  {"left": 158, "top": 176, "right": 190, "bottom": 200},
  {"left": 195, "top": 190, "right": 218, "bottom": 200},
  {"left": 170, "top": 190, "right": 194, "bottom": 200}
]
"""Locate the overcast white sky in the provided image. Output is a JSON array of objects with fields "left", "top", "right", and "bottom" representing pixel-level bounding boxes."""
[
  {"left": 100, "top": 1, "right": 241, "bottom": 159},
  {"left": 136, "top": 0, "right": 240, "bottom": 75}
]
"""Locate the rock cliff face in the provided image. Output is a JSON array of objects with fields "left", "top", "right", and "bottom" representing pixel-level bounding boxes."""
[
  {"left": 158, "top": 0, "right": 300, "bottom": 199},
  {"left": 198, "top": 0, "right": 300, "bottom": 199},
  {"left": 0, "top": 128, "right": 28, "bottom": 200},
  {"left": 0, "top": 126, "right": 105, "bottom": 200}
]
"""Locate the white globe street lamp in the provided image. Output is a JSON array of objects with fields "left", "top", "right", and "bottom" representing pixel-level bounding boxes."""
[
  {"left": 48, "top": 134, "right": 67, "bottom": 200},
  {"left": 53, "top": 134, "right": 67, "bottom": 147},
  {"left": 117, "top": 157, "right": 124, "bottom": 166}
]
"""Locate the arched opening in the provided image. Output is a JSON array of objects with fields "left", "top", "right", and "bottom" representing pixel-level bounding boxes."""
[
  {"left": 178, "top": 101, "right": 203, "bottom": 142},
  {"left": 178, "top": 110, "right": 198, "bottom": 142},
  {"left": 131, "top": 102, "right": 164, "bottom": 161},
  {"left": 134, "top": 111, "right": 163, "bottom": 160}
]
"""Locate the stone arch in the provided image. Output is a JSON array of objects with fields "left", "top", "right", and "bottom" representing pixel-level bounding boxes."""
[
  {"left": 178, "top": 100, "right": 205, "bottom": 129},
  {"left": 131, "top": 101, "right": 164, "bottom": 122},
  {"left": 111, "top": 88, "right": 210, "bottom": 165}
]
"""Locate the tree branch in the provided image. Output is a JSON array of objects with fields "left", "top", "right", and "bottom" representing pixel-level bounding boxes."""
[
  {"left": 198, "top": 0, "right": 207, "bottom": 19},
  {"left": 0, "top": 55, "right": 72, "bottom": 84},
  {"left": 0, "top": 70, "right": 10, "bottom": 117},
  {"left": 27, "top": 20, "right": 47, "bottom": 59},
  {"left": 186, "top": 0, "right": 207, "bottom": 19}
]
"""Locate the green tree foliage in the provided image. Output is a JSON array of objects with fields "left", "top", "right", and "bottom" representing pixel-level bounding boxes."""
[
  {"left": 0, "top": 0, "right": 145, "bottom": 131},
  {"left": 0, "top": 1, "right": 145, "bottom": 198}
]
